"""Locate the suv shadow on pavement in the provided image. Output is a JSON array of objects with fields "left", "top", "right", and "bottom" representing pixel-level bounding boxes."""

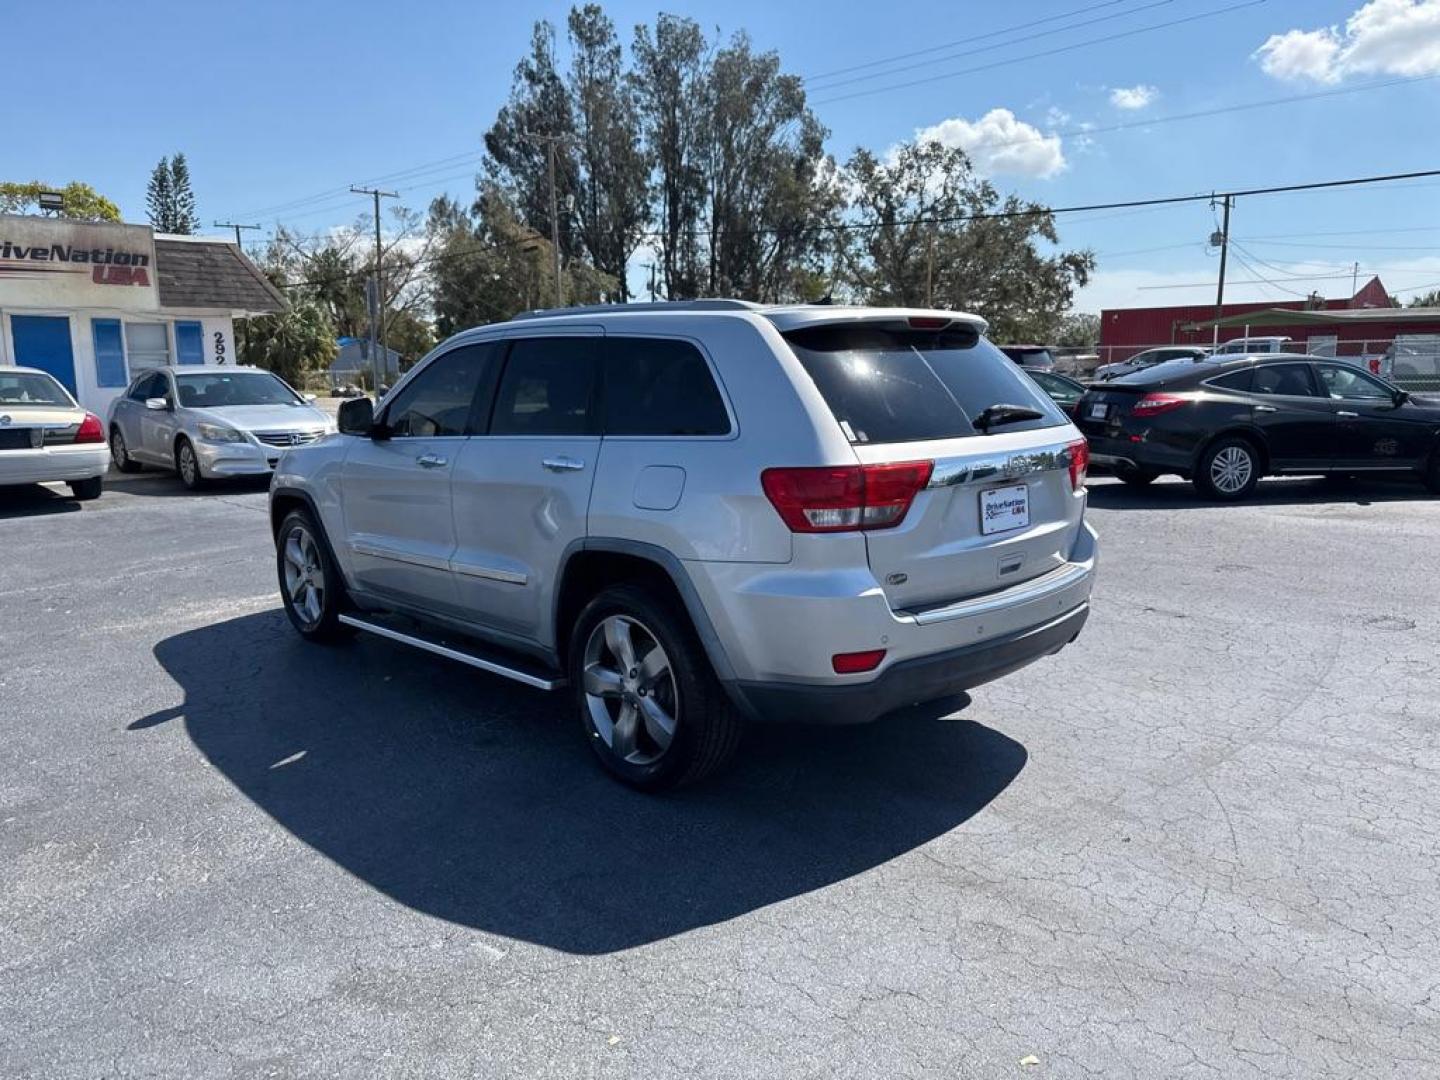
[
  {"left": 1085, "top": 475, "right": 1431, "bottom": 510},
  {"left": 136, "top": 610, "right": 1026, "bottom": 955}
]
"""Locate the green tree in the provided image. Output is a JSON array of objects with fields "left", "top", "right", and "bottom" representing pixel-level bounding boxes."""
[
  {"left": 147, "top": 153, "right": 199, "bottom": 233},
  {"left": 1055, "top": 312, "right": 1101, "bottom": 347},
  {"left": 1407, "top": 288, "right": 1440, "bottom": 308},
  {"left": 840, "top": 141, "right": 1094, "bottom": 341},
  {"left": 0, "top": 180, "right": 121, "bottom": 221},
  {"left": 241, "top": 295, "right": 337, "bottom": 385}
]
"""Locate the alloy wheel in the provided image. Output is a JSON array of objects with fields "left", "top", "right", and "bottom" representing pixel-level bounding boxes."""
[
  {"left": 1210, "top": 445, "right": 1253, "bottom": 494},
  {"left": 179, "top": 443, "right": 198, "bottom": 486},
  {"left": 582, "top": 615, "right": 679, "bottom": 766},
  {"left": 282, "top": 525, "right": 326, "bottom": 628},
  {"left": 111, "top": 430, "right": 128, "bottom": 468}
]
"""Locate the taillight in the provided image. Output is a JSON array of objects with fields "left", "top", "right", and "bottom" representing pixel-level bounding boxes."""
[
  {"left": 1066, "top": 439, "right": 1089, "bottom": 491},
  {"left": 832, "top": 649, "right": 886, "bottom": 674},
  {"left": 1131, "top": 393, "right": 1187, "bottom": 417},
  {"left": 761, "top": 461, "right": 934, "bottom": 533},
  {"left": 75, "top": 412, "right": 105, "bottom": 443}
]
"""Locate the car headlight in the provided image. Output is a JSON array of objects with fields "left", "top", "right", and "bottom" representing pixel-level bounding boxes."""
[{"left": 196, "top": 422, "right": 246, "bottom": 444}]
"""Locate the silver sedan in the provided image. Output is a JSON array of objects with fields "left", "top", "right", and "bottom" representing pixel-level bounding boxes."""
[{"left": 107, "top": 366, "right": 336, "bottom": 490}]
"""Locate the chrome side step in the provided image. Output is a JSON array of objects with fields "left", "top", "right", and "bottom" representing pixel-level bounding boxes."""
[{"left": 338, "top": 614, "right": 565, "bottom": 691}]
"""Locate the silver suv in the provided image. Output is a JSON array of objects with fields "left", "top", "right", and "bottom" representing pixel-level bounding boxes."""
[{"left": 269, "top": 301, "right": 1098, "bottom": 789}]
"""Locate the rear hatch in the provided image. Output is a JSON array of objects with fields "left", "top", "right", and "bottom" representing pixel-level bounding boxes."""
[{"left": 781, "top": 320, "right": 1085, "bottom": 611}]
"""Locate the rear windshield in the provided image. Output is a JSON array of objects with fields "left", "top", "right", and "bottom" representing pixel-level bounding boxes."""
[
  {"left": 0, "top": 371, "right": 72, "bottom": 407},
  {"left": 785, "top": 325, "right": 1066, "bottom": 444}
]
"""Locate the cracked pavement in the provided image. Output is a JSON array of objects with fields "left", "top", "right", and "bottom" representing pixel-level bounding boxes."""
[{"left": 1, "top": 471, "right": 1437, "bottom": 1078}]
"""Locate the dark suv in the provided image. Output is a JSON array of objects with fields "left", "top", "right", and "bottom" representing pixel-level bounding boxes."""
[{"left": 1077, "top": 354, "right": 1440, "bottom": 499}]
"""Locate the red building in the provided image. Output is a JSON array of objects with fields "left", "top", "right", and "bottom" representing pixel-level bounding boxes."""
[{"left": 1098, "top": 277, "right": 1440, "bottom": 363}]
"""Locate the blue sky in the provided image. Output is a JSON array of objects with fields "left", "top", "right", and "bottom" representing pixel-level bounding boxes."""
[{"left": 7, "top": 0, "right": 1440, "bottom": 311}]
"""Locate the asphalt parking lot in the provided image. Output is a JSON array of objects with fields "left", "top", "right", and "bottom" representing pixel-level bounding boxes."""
[{"left": 3, "top": 470, "right": 1438, "bottom": 1079}]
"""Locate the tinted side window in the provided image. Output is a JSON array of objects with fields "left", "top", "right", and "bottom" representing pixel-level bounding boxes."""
[
  {"left": 1317, "top": 364, "right": 1393, "bottom": 400},
  {"left": 490, "top": 338, "right": 600, "bottom": 436},
  {"left": 1208, "top": 369, "right": 1253, "bottom": 392},
  {"left": 385, "top": 343, "right": 495, "bottom": 437},
  {"left": 130, "top": 373, "right": 165, "bottom": 401},
  {"left": 604, "top": 337, "right": 730, "bottom": 436},
  {"left": 1252, "top": 364, "right": 1319, "bottom": 397}
]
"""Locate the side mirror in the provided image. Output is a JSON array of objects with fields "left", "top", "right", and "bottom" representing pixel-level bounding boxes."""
[
  {"left": 144, "top": 397, "right": 169, "bottom": 412},
  {"left": 1393, "top": 389, "right": 1410, "bottom": 407},
  {"left": 304, "top": 393, "right": 318, "bottom": 403},
  {"left": 337, "top": 396, "right": 377, "bottom": 436}
]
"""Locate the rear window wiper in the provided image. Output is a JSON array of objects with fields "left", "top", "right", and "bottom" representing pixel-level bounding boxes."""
[{"left": 973, "top": 403, "right": 1045, "bottom": 432}]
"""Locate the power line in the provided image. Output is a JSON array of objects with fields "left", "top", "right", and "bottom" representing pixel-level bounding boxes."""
[
  {"left": 810, "top": 0, "right": 1265, "bottom": 106},
  {"left": 273, "top": 166, "right": 1440, "bottom": 292},
  {"left": 802, "top": 0, "right": 1135, "bottom": 83},
  {"left": 806, "top": 0, "right": 1179, "bottom": 93}
]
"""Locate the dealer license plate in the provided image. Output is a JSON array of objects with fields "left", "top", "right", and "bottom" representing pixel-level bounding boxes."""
[{"left": 980, "top": 484, "right": 1030, "bottom": 536}]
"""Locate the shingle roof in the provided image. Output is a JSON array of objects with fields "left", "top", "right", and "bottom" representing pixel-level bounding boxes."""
[{"left": 154, "top": 238, "right": 286, "bottom": 314}]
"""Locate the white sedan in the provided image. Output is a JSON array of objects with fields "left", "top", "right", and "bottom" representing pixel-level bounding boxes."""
[{"left": 0, "top": 367, "right": 109, "bottom": 500}]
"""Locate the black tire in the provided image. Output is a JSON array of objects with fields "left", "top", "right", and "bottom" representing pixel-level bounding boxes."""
[
  {"left": 175, "top": 437, "right": 207, "bottom": 490},
  {"left": 68, "top": 476, "right": 103, "bottom": 501},
  {"left": 569, "top": 583, "right": 742, "bottom": 791},
  {"left": 1194, "top": 436, "right": 1261, "bottom": 501},
  {"left": 1115, "top": 465, "right": 1159, "bottom": 487},
  {"left": 109, "top": 427, "right": 142, "bottom": 473},
  {"left": 276, "top": 509, "right": 353, "bottom": 643}
]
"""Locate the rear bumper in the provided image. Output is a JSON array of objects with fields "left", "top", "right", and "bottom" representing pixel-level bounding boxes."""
[
  {"left": 1082, "top": 431, "right": 1194, "bottom": 474},
  {"left": 0, "top": 445, "right": 110, "bottom": 486},
  {"left": 727, "top": 601, "right": 1089, "bottom": 724}
]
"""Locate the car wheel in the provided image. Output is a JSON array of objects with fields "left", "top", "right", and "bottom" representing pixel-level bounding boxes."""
[
  {"left": 1115, "top": 465, "right": 1159, "bottom": 487},
  {"left": 1425, "top": 450, "right": 1440, "bottom": 495},
  {"left": 1195, "top": 436, "right": 1261, "bottom": 501},
  {"left": 68, "top": 476, "right": 103, "bottom": 501},
  {"left": 109, "top": 427, "right": 142, "bottom": 473},
  {"left": 175, "top": 437, "right": 207, "bottom": 490},
  {"left": 570, "top": 584, "right": 742, "bottom": 791},
  {"left": 277, "top": 509, "right": 353, "bottom": 643}
]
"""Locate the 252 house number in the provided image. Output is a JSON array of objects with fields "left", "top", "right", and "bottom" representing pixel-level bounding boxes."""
[{"left": 213, "top": 331, "right": 227, "bottom": 365}]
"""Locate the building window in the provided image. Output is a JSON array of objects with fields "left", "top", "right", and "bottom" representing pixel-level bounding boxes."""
[
  {"left": 125, "top": 322, "right": 170, "bottom": 370},
  {"left": 174, "top": 321, "right": 205, "bottom": 365},
  {"left": 92, "top": 319, "right": 128, "bottom": 388}
]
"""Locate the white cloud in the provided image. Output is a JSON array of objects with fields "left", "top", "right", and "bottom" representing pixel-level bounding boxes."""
[
  {"left": 1045, "top": 105, "right": 1072, "bottom": 128},
  {"left": 1108, "top": 84, "right": 1159, "bottom": 109},
  {"left": 914, "top": 108, "right": 1066, "bottom": 179},
  {"left": 1255, "top": 0, "right": 1440, "bottom": 82}
]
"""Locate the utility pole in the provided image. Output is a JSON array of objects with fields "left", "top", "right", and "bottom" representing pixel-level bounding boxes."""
[
  {"left": 350, "top": 186, "right": 397, "bottom": 388},
  {"left": 520, "top": 133, "right": 578, "bottom": 309},
  {"left": 1211, "top": 194, "right": 1233, "bottom": 348},
  {"left": 643, "top": 261, "right": 659, "bottom": 302},
  {"left": 1351, "top": 260, "right": 1360, "bottom": 300},
  {"left": 214, "top": 221, "right": 261, "bottom": 361}
]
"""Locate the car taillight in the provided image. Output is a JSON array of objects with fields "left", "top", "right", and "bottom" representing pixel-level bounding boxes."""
[
  {"left": 761, "top": 461, "right": 934, "bottom": 533},
  {"left": 75, "top": 412, "right": 105, "bottom": 443},
  {"left": 1130, "top": 393, "right": 1187, "bottom": 417},
  {"left": 1066, "top": 439, "right": 1089, "bottom": 491},
  {"left": 832, "top": 649, "right": 886, "bottom": 674}
]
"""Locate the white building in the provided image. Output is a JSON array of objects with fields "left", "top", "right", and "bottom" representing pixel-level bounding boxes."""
[{"left": 0, "top": 214, "right": 284, "bottom": 416}]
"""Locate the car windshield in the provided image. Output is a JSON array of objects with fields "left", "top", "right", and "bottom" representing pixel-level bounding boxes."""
[
  {"left": 0, "top": 371, "right": 73, "bottom": 406},
  {"left": 786, "top": 325, "right": 1065, "bottom": 443},
  {"left": 175, "top": 372, "right": 303, "bottom": 408}
]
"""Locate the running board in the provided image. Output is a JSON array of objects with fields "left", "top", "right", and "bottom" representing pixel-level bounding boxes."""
[{"left": 338, "top": 614, "right": 565, "bottom": 691}]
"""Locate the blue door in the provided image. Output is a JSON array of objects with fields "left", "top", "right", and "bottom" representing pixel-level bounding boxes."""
[{"left": 11, "top": 316, "right": 77, "bottom": 397}]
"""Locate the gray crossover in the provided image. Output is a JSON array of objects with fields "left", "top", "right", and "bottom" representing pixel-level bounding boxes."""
[{"left": 269, "top": 301, "right": 1098, "bottom": 789}]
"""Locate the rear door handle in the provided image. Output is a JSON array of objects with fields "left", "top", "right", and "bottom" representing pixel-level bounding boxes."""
[
  {"left": 542, "top": 455, "right": 586, "bottom": 472},
  {"left": 1254, "top": 404, "right": 1277, "bottom": 413},
  {"left": 416, "top": 453, "right": 448, "bottom": 469},
  {"left": 1336, "top": 410, "right": 1359, "bottom": 418}
]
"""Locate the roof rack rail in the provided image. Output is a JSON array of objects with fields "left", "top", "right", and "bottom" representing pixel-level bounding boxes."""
[{"left": 509, "top": 299, "right": 763, "bottom": 321}]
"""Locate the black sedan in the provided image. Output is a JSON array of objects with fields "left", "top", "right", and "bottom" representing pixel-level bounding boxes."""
[{"left": 1075, "top": 354, "right": 1440, "bottom": 500}]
